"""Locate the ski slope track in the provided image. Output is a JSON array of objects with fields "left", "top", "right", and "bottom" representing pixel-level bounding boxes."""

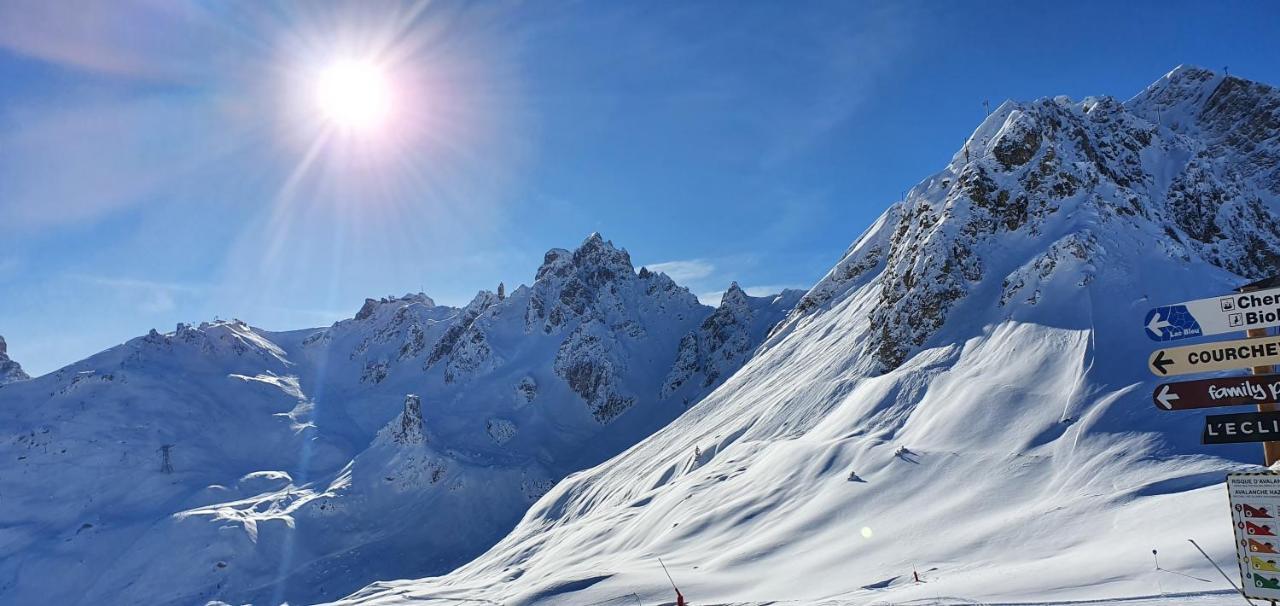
[
  {"left": 0, "top": 235, "right": 801, "bottom": 605},
  {"left": 325, "top": 66, "right": 1280, "bottom": 606}
]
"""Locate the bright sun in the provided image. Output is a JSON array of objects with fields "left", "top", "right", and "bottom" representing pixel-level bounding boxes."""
[{"left": 314, "top": 59, "right": 393, "bottom": 132}]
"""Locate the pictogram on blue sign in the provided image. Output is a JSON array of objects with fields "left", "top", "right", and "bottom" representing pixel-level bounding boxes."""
[{"left": 1145, "top": 305, "right": 1203, "bottom": 341}]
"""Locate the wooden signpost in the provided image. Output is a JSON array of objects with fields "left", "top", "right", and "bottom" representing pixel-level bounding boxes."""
[{"left": 1146, "top": 277, "right": 1280, "bottom": 462}]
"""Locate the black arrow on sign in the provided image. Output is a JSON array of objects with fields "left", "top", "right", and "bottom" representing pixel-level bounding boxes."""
[{"left": 1152, "top": 350, "right": 1173, "bottom": 375}]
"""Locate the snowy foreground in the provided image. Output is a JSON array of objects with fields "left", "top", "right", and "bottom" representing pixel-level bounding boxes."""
[{"left": 320, "top": 66, "right": 1280, "bottom": 606}]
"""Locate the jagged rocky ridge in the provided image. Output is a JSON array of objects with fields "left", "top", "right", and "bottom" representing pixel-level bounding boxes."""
[
  {"left": 777, "top": 65, "right": 1280, "bottom": 372},
  {"left": 662, "top": 283, "right": 804, "bottom": 400},
  {"left": 329, "top": 66, "right": 1280, "bottom": 606},
  {"left": 0, "top": 234, "right": 798, "bottom": 606},
  {"left": 0, "top": 335, "right": 28, "bottom": 385}
]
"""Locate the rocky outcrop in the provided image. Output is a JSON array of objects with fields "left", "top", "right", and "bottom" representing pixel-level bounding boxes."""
[
  {"left": 554, "top": 319, "right": 633, "bottom": 423},
  {"left": 0, "top": 336, "right": 28, "bottom": 385},
  {"left": 427, "top": 292, "right": 501, "bottom": 384},
  {"left": 387, "top": 394, "right": 425, "bottom": 445},
  {"left": 662, "top": 284, "right": 802, "bottom": 399}
]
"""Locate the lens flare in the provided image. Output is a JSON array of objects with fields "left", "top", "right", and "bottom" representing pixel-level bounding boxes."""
[{"left": 314, "top": 59, "right": 392, "bottom": 132}]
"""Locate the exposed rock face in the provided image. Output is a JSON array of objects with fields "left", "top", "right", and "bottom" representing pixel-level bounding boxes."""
[
  {"left": 555, "top": 319, "right": 632, "bottom": 423},
  {"left": 514, "top": 376, "right": 537, "bottom": 407},
  {"left": 427, "top": 291, "right": 501, "bottom": 384},
  {"left": 775, "top": 65, "right": 1280, "bottom": 372},
  {"left": 525, "top": 233, "right": 647, "bottom": 335},
  {"left": 662, "top": 284, "right": 804, "bottom": 398},
  {"left": 0, "top": 336, "right": 28, "bottom": 385},
  {"left": 388, "top": 394, "right": 426, "bottom": 445},
  {"left": 485, "top": 418, "right": 517, "bottom": 445}
]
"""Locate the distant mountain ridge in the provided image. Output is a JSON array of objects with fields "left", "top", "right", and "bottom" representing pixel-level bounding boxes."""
[{"left": 0, "top": 234, "right": 798, "bottom": 606}]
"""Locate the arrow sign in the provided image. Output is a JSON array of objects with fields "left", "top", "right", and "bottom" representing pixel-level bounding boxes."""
[
  {"left": 1204, "top": 411, "right": 1280, "bottom": 444},
  {"left": 1151, "top": 350, "right": 1174, "bottom": 375},
  {"left": 1152, "top": 375, "right": 1280, "bottom": 410},
  {"left": 1146, "top": 286, "right": 1280, "bottom": 342},
  {"left": 1148, "top": 335, "right": 1280, "bottom": 377}
]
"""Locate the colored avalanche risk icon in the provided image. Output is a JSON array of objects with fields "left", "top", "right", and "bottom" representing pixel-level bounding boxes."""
[
  {"left": 1247, "top": 521, "right": 1276, "bottom": 536},
  {"left": 1145, "top": 305, "right": 1202, "bottom": 341},
  {"left": 1257, "top": 574, "right": 1280, "bottom": 590},
  {"left": 1254, "top": 556, "right": 1280, "bottom": 572},
  {"left": 1250, "top": 539, "right": 1280, "bottom": 554},
  {"left": 1245, "top": 504, "right": 1274, "bottom": 518}
]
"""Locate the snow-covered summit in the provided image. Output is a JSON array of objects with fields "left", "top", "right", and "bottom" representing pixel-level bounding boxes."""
[
  {"left": 0, "top": 335, "right": 28, "bottom": 384},
  {"left": 777, "top": 65, "right": 1280, "bottom": 372},
  {"left": 331, "top": 68, "right": 1280, "bottom": 606}
]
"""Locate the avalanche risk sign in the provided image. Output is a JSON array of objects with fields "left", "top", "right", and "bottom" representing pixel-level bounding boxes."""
[
  {"left": 1229, "top": 473, "right": 1280, "bottom": 600},
  {"left": 1146, "top": 287, "right": 1280, "bottom": 342}
]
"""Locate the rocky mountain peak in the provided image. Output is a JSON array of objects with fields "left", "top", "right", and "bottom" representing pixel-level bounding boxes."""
[
  {"left": 0, "top": 335, "right": 29, "bottom": 385},
  {"left": 354, "top": 293, "right": 437, "bottom": 321},
  {"left": 720, "top": 281, "right": 749, "bottom": 308},
  {"left": 534, "top": 233, "right": 634, "bottom": 287},
  {"left": 525, "top": 233, "right": 690, "bottom": 336},
  {"left": 776, "top": 66, "right": 1280, "bottom": 373}
]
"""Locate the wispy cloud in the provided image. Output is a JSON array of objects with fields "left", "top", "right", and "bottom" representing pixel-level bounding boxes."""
[
  {"left": 644, "top": 259, "right": 715, "bottom": 284},
  {"left": 0, "top": 0, "right": 220, "bottom": 82},
  {"left": 70, "top": 274, "right": 205, "bottom": 314}
]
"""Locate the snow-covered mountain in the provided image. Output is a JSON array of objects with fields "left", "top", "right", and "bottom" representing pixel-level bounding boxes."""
[
  {"left": 329, "top": 66, "right": 1280, "bottom": 606},
  {"left": 0, "top": 234, "right": 798, "bottom": 606},
  {"left": 0, "top": 335, "right": 28, "bottom": 384}
]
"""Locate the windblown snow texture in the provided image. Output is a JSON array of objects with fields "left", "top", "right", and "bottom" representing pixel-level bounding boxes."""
[
  {"left": 325, "top": 66, "right": 1280, "bottom": 606},
  {"left": 0, "top": 235, "right": 795, "bottom": 606},
  {"left": 0, "top": 335, "right": 28, "bottom": 385}
]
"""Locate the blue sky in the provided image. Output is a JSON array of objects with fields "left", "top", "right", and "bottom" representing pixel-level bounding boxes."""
[{"left": 2, "top": 0, "right": 1278, "bottom": 376}]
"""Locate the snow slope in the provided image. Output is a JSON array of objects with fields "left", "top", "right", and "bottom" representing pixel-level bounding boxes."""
[
  {"left": 0, "top": 335, "right": 28, "bottom": 384},
  {"left": 328, "top": 66, "right": 1280, "bottom": 606},
  {"left": 0, "top": 235, "right": 798, "bottom": 605}
]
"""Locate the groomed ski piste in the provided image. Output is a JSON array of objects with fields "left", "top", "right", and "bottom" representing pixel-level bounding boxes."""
[{"left": 320, "top": 66, "right": 1280, "bottom": 606}]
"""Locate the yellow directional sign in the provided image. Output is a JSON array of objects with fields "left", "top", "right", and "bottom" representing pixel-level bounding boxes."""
[{"left": 1149, "top": 335, "right": 1280, "bottom": 377}]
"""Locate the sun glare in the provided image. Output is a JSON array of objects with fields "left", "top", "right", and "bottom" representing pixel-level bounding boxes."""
[{"left": 314, "top": 59, "right": 393, "bottom": 132}]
